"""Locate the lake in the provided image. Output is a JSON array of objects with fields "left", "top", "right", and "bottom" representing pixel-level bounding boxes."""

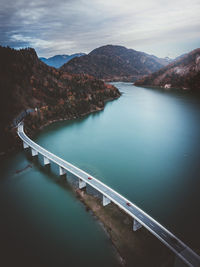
[{"left": 0, "top": 83, "right": 200, "bottom": 266}]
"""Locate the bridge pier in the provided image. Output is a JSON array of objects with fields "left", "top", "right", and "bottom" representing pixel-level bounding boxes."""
[
  {"left": 102, "top": 195, "right": 111, "bottom": 206},
  {"left": 31, "top": 148, "right": 38, "bottom": 157},
  {"left": 23, "top": 142, "right": 29, "bottom": 149},
  {"left": 59, "top": 166, "right": 66, "bottom": 176},
  {"left": 133, "top": 219, "right": 142, "bottom": 231},
  {"left": 43, "top": 156, "right": 50, "bottom": 165},
  {"left": 79, "top": 179, "right": 86, "bottom": 189}
]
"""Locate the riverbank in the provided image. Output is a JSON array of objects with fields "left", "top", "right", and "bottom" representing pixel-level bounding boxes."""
[
  {"left": 19, "top": 93, "right": 175, "bottom": 266},
  {"left": 23, "top": 97, "right": 116, "bottom": 142},
  {"left": 74, "top": 188, "right": 174, "bottom": 267},
  {"left": 0, "top": 94, "right": 119, "bottom": 160},
  {"left": 36, "top": 106, "right": 104, "bottom": 133},
  {"left": 3, "top": 81, "right": 200, "bottom": 267},
  {"left": 14, "top": 101, "right": 175, "bottom": 266}
]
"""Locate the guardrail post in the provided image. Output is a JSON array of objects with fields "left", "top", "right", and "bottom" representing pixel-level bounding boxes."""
[
  {"left": 133, "top": 219, "right": 142, "bottom": 231},
  {"left": 43, "top": 156, "right": 50, "bottom": 165},
  {"left": 102, "top": 195, "right": 111, "bottom": 206},
  {"left": 31, "top": 148, "right": 38, "bottom": 157},
  {"left": 23, "top": 142, "right": 29, "bottom": 149},
  {"left": 79, "top": 179, "right": 86, "bottom": 189},
  {"left": 59, "top": 166, "right": 66, "bottom": 176}
]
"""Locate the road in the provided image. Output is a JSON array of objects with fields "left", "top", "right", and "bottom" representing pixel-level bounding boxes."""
[{"left": 18, "top": 123, "right": 200, "bottom": 267}]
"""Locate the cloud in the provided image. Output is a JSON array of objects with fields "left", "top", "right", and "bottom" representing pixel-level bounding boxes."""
[{"left": 0, "top": 0, "right": 199, "bottom": 57}]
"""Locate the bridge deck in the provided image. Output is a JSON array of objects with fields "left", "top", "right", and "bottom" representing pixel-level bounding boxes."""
[{"left": 18, "top": 123, "right": 200, "bottom": 267}]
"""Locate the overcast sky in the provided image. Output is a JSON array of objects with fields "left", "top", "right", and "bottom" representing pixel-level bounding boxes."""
[{"left": 0, "top": 0, "right": 199, "bottom": 58}]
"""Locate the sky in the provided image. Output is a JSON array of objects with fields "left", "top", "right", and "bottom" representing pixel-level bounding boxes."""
[{"left": 0, "top": 0, "right": 200, "bottom": 58}]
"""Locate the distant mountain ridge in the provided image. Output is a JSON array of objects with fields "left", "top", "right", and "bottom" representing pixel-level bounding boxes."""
[
  {"left": 40, "top": 53, "right": 85, "bottom": 68},
  {"left": 134, "top": 48, "right": 200, "bottom": 90},
  {"left": 60, "top": 45, "right": 171, "bottom": 82}
]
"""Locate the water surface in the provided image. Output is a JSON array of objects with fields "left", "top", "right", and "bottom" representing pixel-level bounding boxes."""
[{"left": 1, "top": 83, "right": 200, "bottom": 266}]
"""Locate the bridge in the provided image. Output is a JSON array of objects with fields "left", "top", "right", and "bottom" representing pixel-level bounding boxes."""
[{"left": 17, "top": 122, "right": 200, "bottom": 267}]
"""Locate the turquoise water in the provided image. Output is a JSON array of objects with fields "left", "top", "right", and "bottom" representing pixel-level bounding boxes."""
[
  {"left": 0, "top": 83, "right": 200, "bottom": 266},
  {"left": 0, "top": 153, "right": 119, "bottom": 267}
]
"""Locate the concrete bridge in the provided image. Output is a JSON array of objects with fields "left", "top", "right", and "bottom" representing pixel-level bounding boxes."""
[{"left": 17, "top": 122, "right": 200, "bottom": 267}]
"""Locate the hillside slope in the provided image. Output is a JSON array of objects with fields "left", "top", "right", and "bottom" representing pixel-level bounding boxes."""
[
  {"left": 0, "top": 46, "right": 120, "bottom": 154},
  {"left": 60, "top": 45, "right": 170, "bottom": 82},
  {"left": 135, "top": 48, "right": 200, "bottom": 90}
]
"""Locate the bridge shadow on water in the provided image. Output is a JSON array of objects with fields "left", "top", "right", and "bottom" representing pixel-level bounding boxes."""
[
  {"left": 23, "top": 148, "right": 103, "bottom": 203},
  {"left": 24, "top": 150, "right": 73, "bottom": 188}
]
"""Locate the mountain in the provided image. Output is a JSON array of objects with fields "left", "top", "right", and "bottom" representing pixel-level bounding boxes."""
[
  {"left": 147, "top": 55, "right": 173, "bottom": 66},
  {"left": 134, "top": 48, "right": 200, "bottom": 90},
  {"left": 0, "top": 46, "right": 120, "bottom": 154},
  {"left": 60, "top": 45, "right": 171, "bottom": 82},
  {"left": 40, "top": 53, "right": 85, "bottom": 68}
]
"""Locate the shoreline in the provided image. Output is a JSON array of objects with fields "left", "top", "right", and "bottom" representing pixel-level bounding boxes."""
[
  {"left": 25, "top": 95, "right": 120, "bottom": 139},
  {"left": 73, "top": 188, "right": 173, "bottom": 267},
  {"left": 0, "top": 95, "right": 119, "bottom": 160},
  {"left": 25, "top": 95, "right": 173, "bottom": 266},
  {"left": 3, "top": 94, "right": 174, "bottom": 266},
  {"left": 37, "top": 106, "right": 104, "bottom": 132}
]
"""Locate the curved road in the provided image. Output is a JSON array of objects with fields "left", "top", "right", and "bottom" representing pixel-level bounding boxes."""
[{"left": 18, "top": 123, "right": 200, "bottom": 267}]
